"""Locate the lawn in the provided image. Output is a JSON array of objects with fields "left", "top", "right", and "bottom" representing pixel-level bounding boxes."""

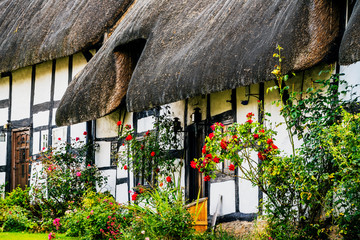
[{"left": 0, "top": 232, "right": 79, "bottom": 240}]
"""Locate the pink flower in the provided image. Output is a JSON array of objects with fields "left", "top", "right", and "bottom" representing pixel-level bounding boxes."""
[
  {"left": 83, "top": 131, "right": 87, "bottom": 136},
  {"left": 48, "top": 232, "right": 55, "bottom": 240},
  {"left": 166, "top": 176, "right": 172, "bottom": 183},
  {"left": 76, "top": 172, "right": 81, "bottom": 177},
  {"left": 229, "top": 164, "right": 235, "bottom": 171},
  {"left": 87, "top": 216, "right": 90, "bottom": 219},
  {"left": 117, "top": 121, "right": 122, "bottom": 126}
]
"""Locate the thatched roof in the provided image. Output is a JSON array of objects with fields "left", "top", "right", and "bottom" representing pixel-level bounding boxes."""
[
  {"left": 0, "top": 0, "right": 132, "bottom": 73},
  {"left": 339, "top": 0, "right": 360, "bottom": 65},
  {"left": 56, "top": 0, "right": 341, "bottom": 126}
]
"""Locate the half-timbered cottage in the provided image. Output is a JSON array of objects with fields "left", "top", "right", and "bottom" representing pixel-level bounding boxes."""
[{"left": 1, "top": 0, "right": 359, "bottom": 223}]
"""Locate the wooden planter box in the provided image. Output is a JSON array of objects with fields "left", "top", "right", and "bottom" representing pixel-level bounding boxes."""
[{"left": 185, "top": 197, "right": 208, "bottom": 232}]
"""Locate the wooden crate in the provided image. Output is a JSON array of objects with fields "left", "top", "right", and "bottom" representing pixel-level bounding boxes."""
[{"left": 185, "top": 197, "right": 208, "bottom": 232}]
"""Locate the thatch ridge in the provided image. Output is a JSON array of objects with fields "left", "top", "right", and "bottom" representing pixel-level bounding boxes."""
[
  {"left": 0, "top": 0, "right": 132, "bottom": 73},
  {"left": 56, "top": 0, "right": 341, "bottom": 126},
  {"left": 339, "top": 0, "right": 360, "bottom": 65}
]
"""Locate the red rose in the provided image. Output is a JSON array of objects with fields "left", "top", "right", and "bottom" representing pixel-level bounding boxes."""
[
  {"left": 204, "top": 175, "right": 211, "bottom": 181},
  {"left": 213, "top": 157, "right": 220, "bottom": 163},
  {"left": 202, "top": 145, "right": 206, "bottom": 154},
  {"left": 145, "top": 130, "right": 150, "bottom": 136},
  {"left": 125, "top": 135, "right": 133, "bottom": 141},
  {"left": 259, "top": 129, "right": 265, "bottom": 133},
  {"left": 124, "top": 165, "right": 128, "bottom": 170},
  {"left": 253, "top": 134, "right": 259, "bottom": 139},
  {"left": 246, "top": 112, "right": 254, "bottom": 119},
  {"left": 229, "top": 164, "right": 235, "bottom": 171},
  {"left": 271, "top": 144, "right": 278, "bottom": 149},
  {"left": 87, "top": 164, "right": 91, "bottom": 167},
  {"left": 220, "top": 139, "right": 227, "bottom": 150},
  {"left": 190, "top": 161, "right": 197, "bottom": 169},
  {"left": 267, "top": 138, "right": 273, "bottom": 144},
  {"left": 75, "top": 137, "right": 80, "bottom": 141},
  {"left": 166, "top": 176, "right": 171, "bottom": 183},
  {"left": 258, "top": 152, "right": 266, "bottom": 160},
  {"left": 257, "top": 100, "right": 261, "bottom": 103},
  {"left": 151, "top": 151, "right": 155, "bottom": 157},
  {"left": 58, "top": 137, "right": 61, "bottom": 141},
  {"left": 205, "top": 153, "right": 212, "bottom": 159},
  {"left": 160, "top": 182, "right": 163, "bottom": 187},
  {"left": 83, "top": 131, "right": 87, "bottom": 136},
  {"left": 210, "top": 124, "right": 216, "bottom": 131},
  {"left": 117, "top": 121, "right": 122, "bottom": 126},
  {"left": 246, "top": 119, "right": 253, "bottom": 124},
  {"left": 132, "top": 193, "right": 138, "bottom": 201},
  {"left": 125, "top": 124, "right": 131, "bottom": 129},
  {"left": 140, "top": 144, "right": 144, "bottom": 150},
  {"left": 209, "top": 132, "right": 214, "bottom": 140}
]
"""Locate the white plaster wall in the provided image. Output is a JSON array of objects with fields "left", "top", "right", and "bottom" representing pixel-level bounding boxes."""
[
  {"left": 239, "top": 153, "right": 259, "bottom": 213},
  {"left": 72, "top": 53, "right": 88, "bottom": 78},
  {"left": 52, "top": 127, "right": 67, "bottom": 146},
  {"left": 117, "top": 145, "right": 128, "bottom": 178},
  {"left": 95, "top": 142, "right": 111, "bottom": 168},
  {"left": 96, "top": 111, "right": 119, "bottom": 138},
  {"left": 52, "top": 109, "right": 57, "bottom": 126},
  {"left": 32, "top": 131, "right": 40, "bottom": 155},
  {"left": 0, "top": 108, "right": 8, "bottom": 126},
  {"left": 34, "top": 62, "right": 52, "bottom": 105},
  {"left": 340, "top": 61, "right": 360, "bottom": 100},
  {"left": 0, "top": 172, "right": 5, "bottom": 194},
  {"left": 116, "top": 184, "right": 129, "bottom": 203},
  {"left": 70, "top": 122, "right": 87, "bottom": 142},
  {"left": 11, "top": 66, "right": 32, "bottom": 121},
  {"left": 210, "top": 180, "right": 236, "bottom": 215},
  {"left": 0, "top": 76, "right": 9, "bottom": 100},
  {"left": 0, "top": 140, "right": 7, "bottom": 165},
  {"left": 33, "top": 111, "right": 49, "bottom": 128},
  {"left": 210, "top": 89, "right": 232, "bottom": 116},
  {"left": 54, "top": 57, "right": 69, "bottom": 101},
  {"left": 236, "top": 85, "right": 259, "bottom": 123},
  {"left": 98, "top": 169, "right": 116, "bottom": 197}
]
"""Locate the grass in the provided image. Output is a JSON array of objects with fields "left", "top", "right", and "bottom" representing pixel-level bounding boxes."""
[{"left": 0, "top": 232, "right": 79, "bottom": 240}]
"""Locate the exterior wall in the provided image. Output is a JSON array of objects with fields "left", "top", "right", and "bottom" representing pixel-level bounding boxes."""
[
  {"left": 0, "top": 52, "right": 91, "bottom": 192},
  {"left": 340, "top": 61, "right": 360, "bottom": 100}
]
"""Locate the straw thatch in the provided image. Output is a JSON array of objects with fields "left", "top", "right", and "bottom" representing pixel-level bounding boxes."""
[
  {"left": 55, "top": 0, "right": 341, "bottom": 126},
  {"left": 0, "top": 0, "right": 132, "bottom": 73},
  {"left": 339, "top": 0, "right": 360, "bottom": 65}
]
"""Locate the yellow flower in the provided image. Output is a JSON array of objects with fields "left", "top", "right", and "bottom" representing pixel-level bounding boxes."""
[{"left": 271, "top": 69, "right": 280, "bottom": 75}]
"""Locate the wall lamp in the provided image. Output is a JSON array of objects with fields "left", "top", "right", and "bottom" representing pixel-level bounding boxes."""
[{"left": 0, "top": 121, "right": 11, "bottom": 142}]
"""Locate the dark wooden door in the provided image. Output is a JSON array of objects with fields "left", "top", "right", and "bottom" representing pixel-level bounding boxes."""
[
  {"left": 187, "top": 123, "right": 206, "bottom": 202},
  {"left": 11, "top": 129, "right": 30, "bottom": 190}
]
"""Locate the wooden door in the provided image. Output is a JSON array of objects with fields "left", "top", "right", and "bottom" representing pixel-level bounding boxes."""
[
  {"left": 11, "top": 129, "right": 30, "bottom": 190},
  {"left": 188, "top": 123, "right": 206, "bottom": 202}
]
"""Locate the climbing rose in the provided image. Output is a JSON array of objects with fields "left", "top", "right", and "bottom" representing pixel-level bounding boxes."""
[
  {"left": 140, "top": 144, "right": 144, "bottom": 150},
  {"left": 220, "top": 139, "right": 227, "bottom": 150},
  {"left": 259, "top": 129, "right": 265, "bottom": 133},
  {"left": 202, "top": 145, "right": 206, "bottom": 154},
  {"left": 246, "top": 112, "right": 254, "bottom": 118},
  {"left": 258, "top": 152, "right": 266, "bottom": 160},
  {"left": 271, "top": 144, "right": 278, "bottom": 149},
  {"left": 83, "top": 131, "right": 87, "bottom": 136},
  {"left": 58, "top": 137, "right": 61, "bottom": 141},
  {"left": 117, "top": 121, "right": 122, "bottom": 126},
  {"left": 123, "top": 165, "right": 128, "bottom": 170},
  {"left": 125, "top": 134, "right": 133, "bottom": 141},
  {"left": 190, "top": 161, "right": 197, "bottom": 169},
  {"left": 213, "top": 157, "right": 220, "bottom": 163},
  {"left": 246, "top": 119, "right": 253, "bottom": 124},
  {"left": 204, "top": 175, "right": 211, "bottom": 181},
  {"left": 151, "top": 151, "right": 156, "bottom": 157},
  {"left": 267, "top": 138, "right": 273, "bottom": 144},
  {"left": 229, "top": 164, "right": 235, "bottom": 171},
  {"left": 166, "top": 176, "right": 172, "bottom": 183},
  {"left": 145, "top": 130, "right": 150, "bottom": 136},
  {"left": 253, "top": 134, "right": 259, "bottom": 139},
  {"left": 48, "top": 232, "right": 55, "bottom": 240},
  {"left": 132, "top": 193, "right": 138, "bottom": 201},
  {"left": 125, "top": 124, "right": 131, "bottom": 129},
  {"left": 76, "top": 172, "right": 81, "bottom": 177},
  {"left": 205, "top": 153, "right": 212, "bottom": 159},
  {"left": 208, "top": 132, "right": 214, "bottom": 139},
  {"left": 75, "top": 137, "right": 80, "bottom": 141}
]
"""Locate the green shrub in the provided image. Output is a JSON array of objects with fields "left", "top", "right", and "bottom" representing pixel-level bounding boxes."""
[{"left": 0, "top": 205, "right": 38, "bottom": 232}]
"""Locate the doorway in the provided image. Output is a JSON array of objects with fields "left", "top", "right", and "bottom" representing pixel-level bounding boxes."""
[{"left": 11, "top": 129, "right": 30, "bottom": 190}]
